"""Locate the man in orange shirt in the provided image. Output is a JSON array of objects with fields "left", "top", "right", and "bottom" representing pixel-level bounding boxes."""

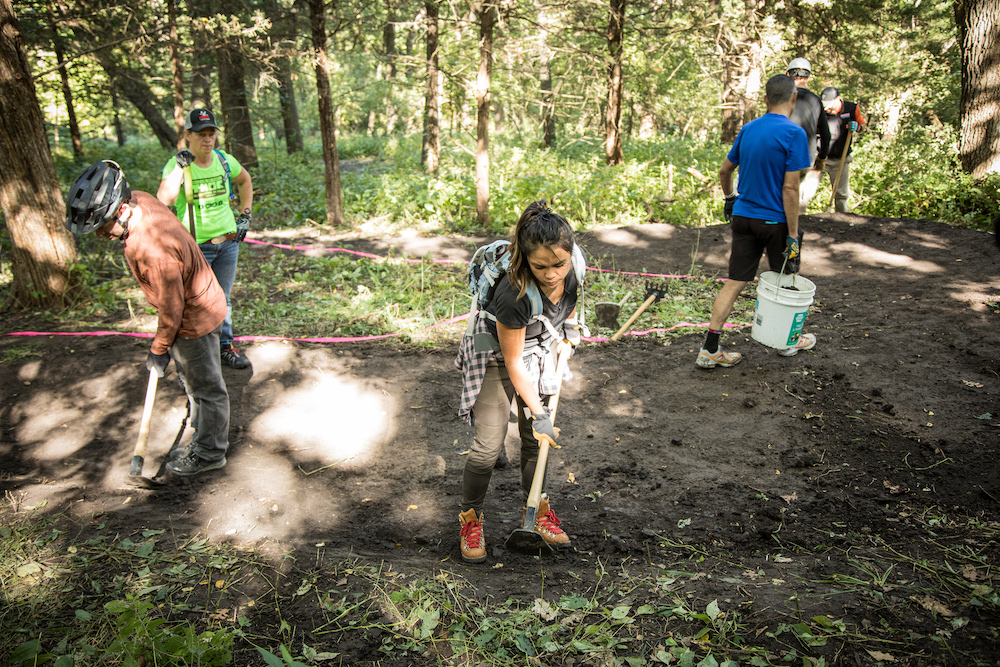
[{"left": 66, "top": 160, "right": 231, "bottom": 477}]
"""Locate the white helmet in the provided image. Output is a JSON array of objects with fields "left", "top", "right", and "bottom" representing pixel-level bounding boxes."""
[{"left": 786, "top": 58, "right": 811, "bottom": 75}]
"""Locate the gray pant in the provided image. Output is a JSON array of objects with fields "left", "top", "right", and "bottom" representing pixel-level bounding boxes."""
[
  {"left": 461, "top": 361, "right": 545, "bottom": 514},
  {"left": 823, "top": 155, "right": 854, "bottom": 212},
  {"left": 171, "top": 327, "right": 230, "bottom": 461}
]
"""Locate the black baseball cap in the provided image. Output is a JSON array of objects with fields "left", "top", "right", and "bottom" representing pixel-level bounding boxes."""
[
  {"left": 821, "top": 87, "right": 840, "bottom": 102},
  {"left": 184, "top": 108, "right": 220, "bottom": 132}
]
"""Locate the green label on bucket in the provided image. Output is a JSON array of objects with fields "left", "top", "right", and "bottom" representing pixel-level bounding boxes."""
[{"left": 786, "top": 312, "right": 807, "bottom": 346}]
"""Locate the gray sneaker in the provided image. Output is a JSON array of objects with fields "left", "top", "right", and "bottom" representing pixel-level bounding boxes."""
[
  {"left": 168, "top": 445, "right": 193, "bottom": 460},
  {"left": 167, "top": 453, "right": 227, "bottom": 476}
]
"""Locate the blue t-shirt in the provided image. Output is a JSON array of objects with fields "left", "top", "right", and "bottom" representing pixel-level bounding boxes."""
[{"left": 727, "top": 113, "right": 810, "bottom": 223}]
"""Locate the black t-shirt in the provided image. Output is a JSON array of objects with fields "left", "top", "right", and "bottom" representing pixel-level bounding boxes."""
[
  {"left": 788, "top": 87, "right": 831, "bottom": 161},
  {"left": 485, "top": 270, "right": 579, "bottom": 352}
]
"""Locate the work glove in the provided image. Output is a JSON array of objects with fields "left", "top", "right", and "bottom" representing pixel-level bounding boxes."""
[
  {"left": 723, "top": 192, "right": 737, "bottom": 222},
  {"left": 235, "top": 212, "right": 251, "bottom": 242},
  {"left": 175, "top": 149, "right": 195, "bottom": 169},
  {"left": 146, "top": 350, "right": 171, "bottom": 378},
  {"left": 783, "top": 232, "right": 802, "bottom": 274},
  {"left": 562, "top": 317, "right": 582, "bottom": 350},
  {"left": 813, "top": 157, "right": 826, "bottom": 172},
  {"left": 848, "top": 121, "right": 859, "bottom": 132},
  {"left": 529, "top": 407, "right": 559, "bottom": 446}
]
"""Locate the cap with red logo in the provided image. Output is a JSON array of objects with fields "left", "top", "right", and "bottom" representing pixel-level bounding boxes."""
[{"left": 184, "top": 108, "right": 220, "bottom": 132}]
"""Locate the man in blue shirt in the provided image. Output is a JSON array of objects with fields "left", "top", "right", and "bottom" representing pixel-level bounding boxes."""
[{"left": 698, "top": 74, "right": 816, "bottom": 368}]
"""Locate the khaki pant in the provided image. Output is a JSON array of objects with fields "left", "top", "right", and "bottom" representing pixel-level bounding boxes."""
[
  {"left": 823, "top": 155, "right": 854, "bottom": 213},
  {"left": 461, "top": 361, "right": 546, "bottom": 514}
]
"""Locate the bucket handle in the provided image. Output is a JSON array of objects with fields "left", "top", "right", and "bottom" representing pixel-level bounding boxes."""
[{"left": 773, "top": 257, "right": 796, "bottom": 297}]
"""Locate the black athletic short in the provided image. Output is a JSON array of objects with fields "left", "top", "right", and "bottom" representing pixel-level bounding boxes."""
[{"left": 728, "top": 215, "right": 788, "bottom": 282}]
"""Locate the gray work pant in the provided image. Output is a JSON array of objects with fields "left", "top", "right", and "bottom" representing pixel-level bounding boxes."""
[
  {"left": 823, "top": 155, "right": 854, "bottom": 212},
  {"left": 171, "top": 327, "right": 230, "bottom": 461},
  {"left": 461, "top": 361, "right": 546, "bottom": 514}
]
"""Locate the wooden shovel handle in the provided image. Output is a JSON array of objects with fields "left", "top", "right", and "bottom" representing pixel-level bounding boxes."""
[
  {"left": 183, "top": 165, "right": 196, "bottom": 238},
  {"left": 524, "top": 344, "right": 571, "bottom": 511},
  {"left": 611, "top": 294, "right": 657, "bottom": 341}
]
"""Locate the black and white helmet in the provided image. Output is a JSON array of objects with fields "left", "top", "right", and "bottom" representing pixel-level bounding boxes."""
[{"left": 65, "top": 160, "right": 131, "bottom": 235}]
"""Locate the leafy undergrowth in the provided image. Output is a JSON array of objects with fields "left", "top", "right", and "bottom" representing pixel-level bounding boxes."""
[
  {"left": 5, "top": 242, "right": 753, "bottom": 345},
  {"left": 3, "top": 501, "right": 997, "bottom": 666}
]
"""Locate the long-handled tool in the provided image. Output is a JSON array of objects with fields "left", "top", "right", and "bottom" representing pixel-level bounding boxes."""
[
  {"left": 595, "top": 292, "right": 631, "bottom": 329},
  {"left": 182, "top": 164, "right": 197, "bottom": 238},
  {"left": 125, "top": 367, "right": 164, "bottom": 488},
  {"left": 505, "top": 345, "right": 571, "bottom": 553},
  {"left": 826, "top": 129, "right": 853, "bottom": 213},
  {"left": 611, "top": 283, "right": 668, "bottom": 341}
]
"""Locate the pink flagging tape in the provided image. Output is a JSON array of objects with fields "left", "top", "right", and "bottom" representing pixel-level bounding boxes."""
[
  {"left": 242, "top": 238, "right": 465, "bottom": 265},
  {"left": 242, "top": 237, "right": 722, "bottom": 280},
  {"left": 583, "top": 321, "right": 745, "bottom": 343},
  {"left": 4, "top": 318, "right": 742, "bottom": 345}
]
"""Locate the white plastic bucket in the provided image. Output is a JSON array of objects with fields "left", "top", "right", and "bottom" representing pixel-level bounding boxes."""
[{"left": 751, "top": 272, "right": 816, "bottom": 350}]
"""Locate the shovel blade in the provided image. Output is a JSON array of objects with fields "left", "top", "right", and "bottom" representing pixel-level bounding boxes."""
[
  {"left": 594, "top": 303, "right": 621, "bottom": 329},
  {"left": 505, "top": 528, "right": 553, "bottom": 553}
]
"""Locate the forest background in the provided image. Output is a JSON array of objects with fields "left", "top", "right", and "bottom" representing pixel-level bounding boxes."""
[{"left": 1, "top": 0, "right": 999, "bottom": 311}]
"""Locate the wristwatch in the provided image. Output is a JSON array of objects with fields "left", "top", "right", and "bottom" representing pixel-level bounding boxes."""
[{"left": 242, "top": 208, "right": 252, "bottom": 216}]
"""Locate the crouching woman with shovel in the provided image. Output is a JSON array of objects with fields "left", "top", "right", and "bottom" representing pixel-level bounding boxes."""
[{"left": 454, "top": 201, "right": 583, "bottom": 563}]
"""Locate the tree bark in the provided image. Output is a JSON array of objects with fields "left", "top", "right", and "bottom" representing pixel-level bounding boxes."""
[
  {"left": 307, "top": 0, "right": 344, "bottom": 226},
  {"left": 167, "top": 0, "right": 186, "bottom": 149},
  {"left": 0, "top": 0, "right": 78, "bottom": 307},
  {"left": 718, "top": 0, "right": 764, "bottom": 145},
  {"left": 46, "top": 1, "right": 82, "bottom": 156},
  {"left": 541, "top": 59, "right": 555, "bottom": 148},
  {"left": 955, "top": 0, "right": 1000, "bottom": 177},
  {"left": 475, "top": 1, "right": 496, "bottom": 228},
  {"left": 97, "top": 57, "right": 178, "bottom": 148},
  {"left": 216, "top": 4, "right": 258, "bottom": 170},
  {"left": 277, "top": 62, "right": 303, "bottom": 154},
  {"left": 187, "top": 0, "right": 214, "bottom": 108},
  {"left": 421, "top": 0, "right": 440, "bottom": 174},
  {"left": 605, "top": 0, "right": 625, "bottom": 166}
]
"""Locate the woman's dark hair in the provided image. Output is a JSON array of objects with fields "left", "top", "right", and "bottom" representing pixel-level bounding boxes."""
[{"left": 508, "top": 200, "right": 575, "bottom": 299}]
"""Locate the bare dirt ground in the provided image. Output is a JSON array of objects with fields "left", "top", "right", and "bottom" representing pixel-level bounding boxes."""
[{"left": 2, "top": 212, "right": 999, "bottom": 665}]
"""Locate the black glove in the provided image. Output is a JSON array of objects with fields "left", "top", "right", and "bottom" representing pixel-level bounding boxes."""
[
  {"left": 146, "top": 350, "right": 170, "bottom": 378},
  {"left": 723, "top": 192, "right": 737, "bottom": 222},
  {"left": 783, "top": 232, "right": 803, "bottom": 274},
  {"left": 235, "top": 212, "right": 251, "bottom": 242},
  {"left": 529, "top": 407, "right": 558, "bottom": 446},
  {"left": 813, "top": 157, "right": 826, "bottom": 172},
  {"left": 175, "top": 149, "right": 195, "bottom": 169}
]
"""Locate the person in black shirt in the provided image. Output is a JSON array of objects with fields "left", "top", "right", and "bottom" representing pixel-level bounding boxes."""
[{"left": 785, "top": 58, "right": 831, "bottom": 208}]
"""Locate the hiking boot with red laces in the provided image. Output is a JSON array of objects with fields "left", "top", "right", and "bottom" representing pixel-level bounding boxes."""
[
  {"left": 531, "top": 495, "right": 570, "bottom": 546},
  {"left": 459, "top": 508, "right": 486, "bottom": 563}
]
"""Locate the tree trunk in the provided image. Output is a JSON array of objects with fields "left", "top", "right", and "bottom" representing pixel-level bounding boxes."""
[
  {"left": 216, "top": 8, "right": 258, "bottom": 170},
  {"left": 718, "top": 0, "right": 764, "bottom": 144},
  {"left": 277, "top": 63, "right": 303, "bottom": 154},
  {"left": 383, "top": 0, "right": 398, "bottom": 132},
  {"left": 421, "top": 0, "right": 440, "bottom": 174},
  {"left": 307, "top": 0, "right": 344, "bottom": 226},
  {"left": 0, "top": 0, "right": 77, "bottom": 307},
  {"left": 167, "top": 0, "right": 186, "bottom": 149},
  {"left": 541, "top": 58, "right": 555, "bottom": 148},
  {"left": 111, "top": 87, "right": 126, "bottom": 146},
  {"left": 46, "top": 1, "right": 82, "bottom": 157},
  {"left": 605, "top": 0, "right": 625, "bottom": 166},
  {"left": 98, "top": 58, "right": 178, "bottom": 149},
  {"left": 475, "top": 2, "right": 496, "bottom": 228},
  {"left": 955, "top": 0, "right": 1000, "bottom": 177},
  {"left": 187, "top": 0, "right": 214, "bottom": 109}
]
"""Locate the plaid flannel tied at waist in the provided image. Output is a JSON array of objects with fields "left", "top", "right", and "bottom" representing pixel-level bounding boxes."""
[{"left": 454, "top": 316, "right": 559, "bottom": 424}]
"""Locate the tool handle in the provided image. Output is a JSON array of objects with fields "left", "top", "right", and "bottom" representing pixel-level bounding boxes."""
[
  {"left": 827, "top": 130, "right": 853, "bottom": 211},
  {"left": 611, "top": 294, "right": 656, "bottom": 341},
  {"left": 132, "top": 368, "right": 159, "bottom": 462},
  {"left": 183, "top": 165, "right": 196, "bottom": 238},
  {"left": 524, "top": 344, "right": 570, "bottom": 511}
]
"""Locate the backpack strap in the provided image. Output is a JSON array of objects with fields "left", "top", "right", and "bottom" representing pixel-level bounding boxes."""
[{"left": 213, "top": 149, "right": 236, "bottom": 201}]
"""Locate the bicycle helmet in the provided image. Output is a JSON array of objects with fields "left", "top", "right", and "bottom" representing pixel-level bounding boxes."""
[
  {"left": 786, "top": 57, "right": 811, "bottom": 77},
  {"left": 65, "top": 160, "right": 131, "bottom": 235}
]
